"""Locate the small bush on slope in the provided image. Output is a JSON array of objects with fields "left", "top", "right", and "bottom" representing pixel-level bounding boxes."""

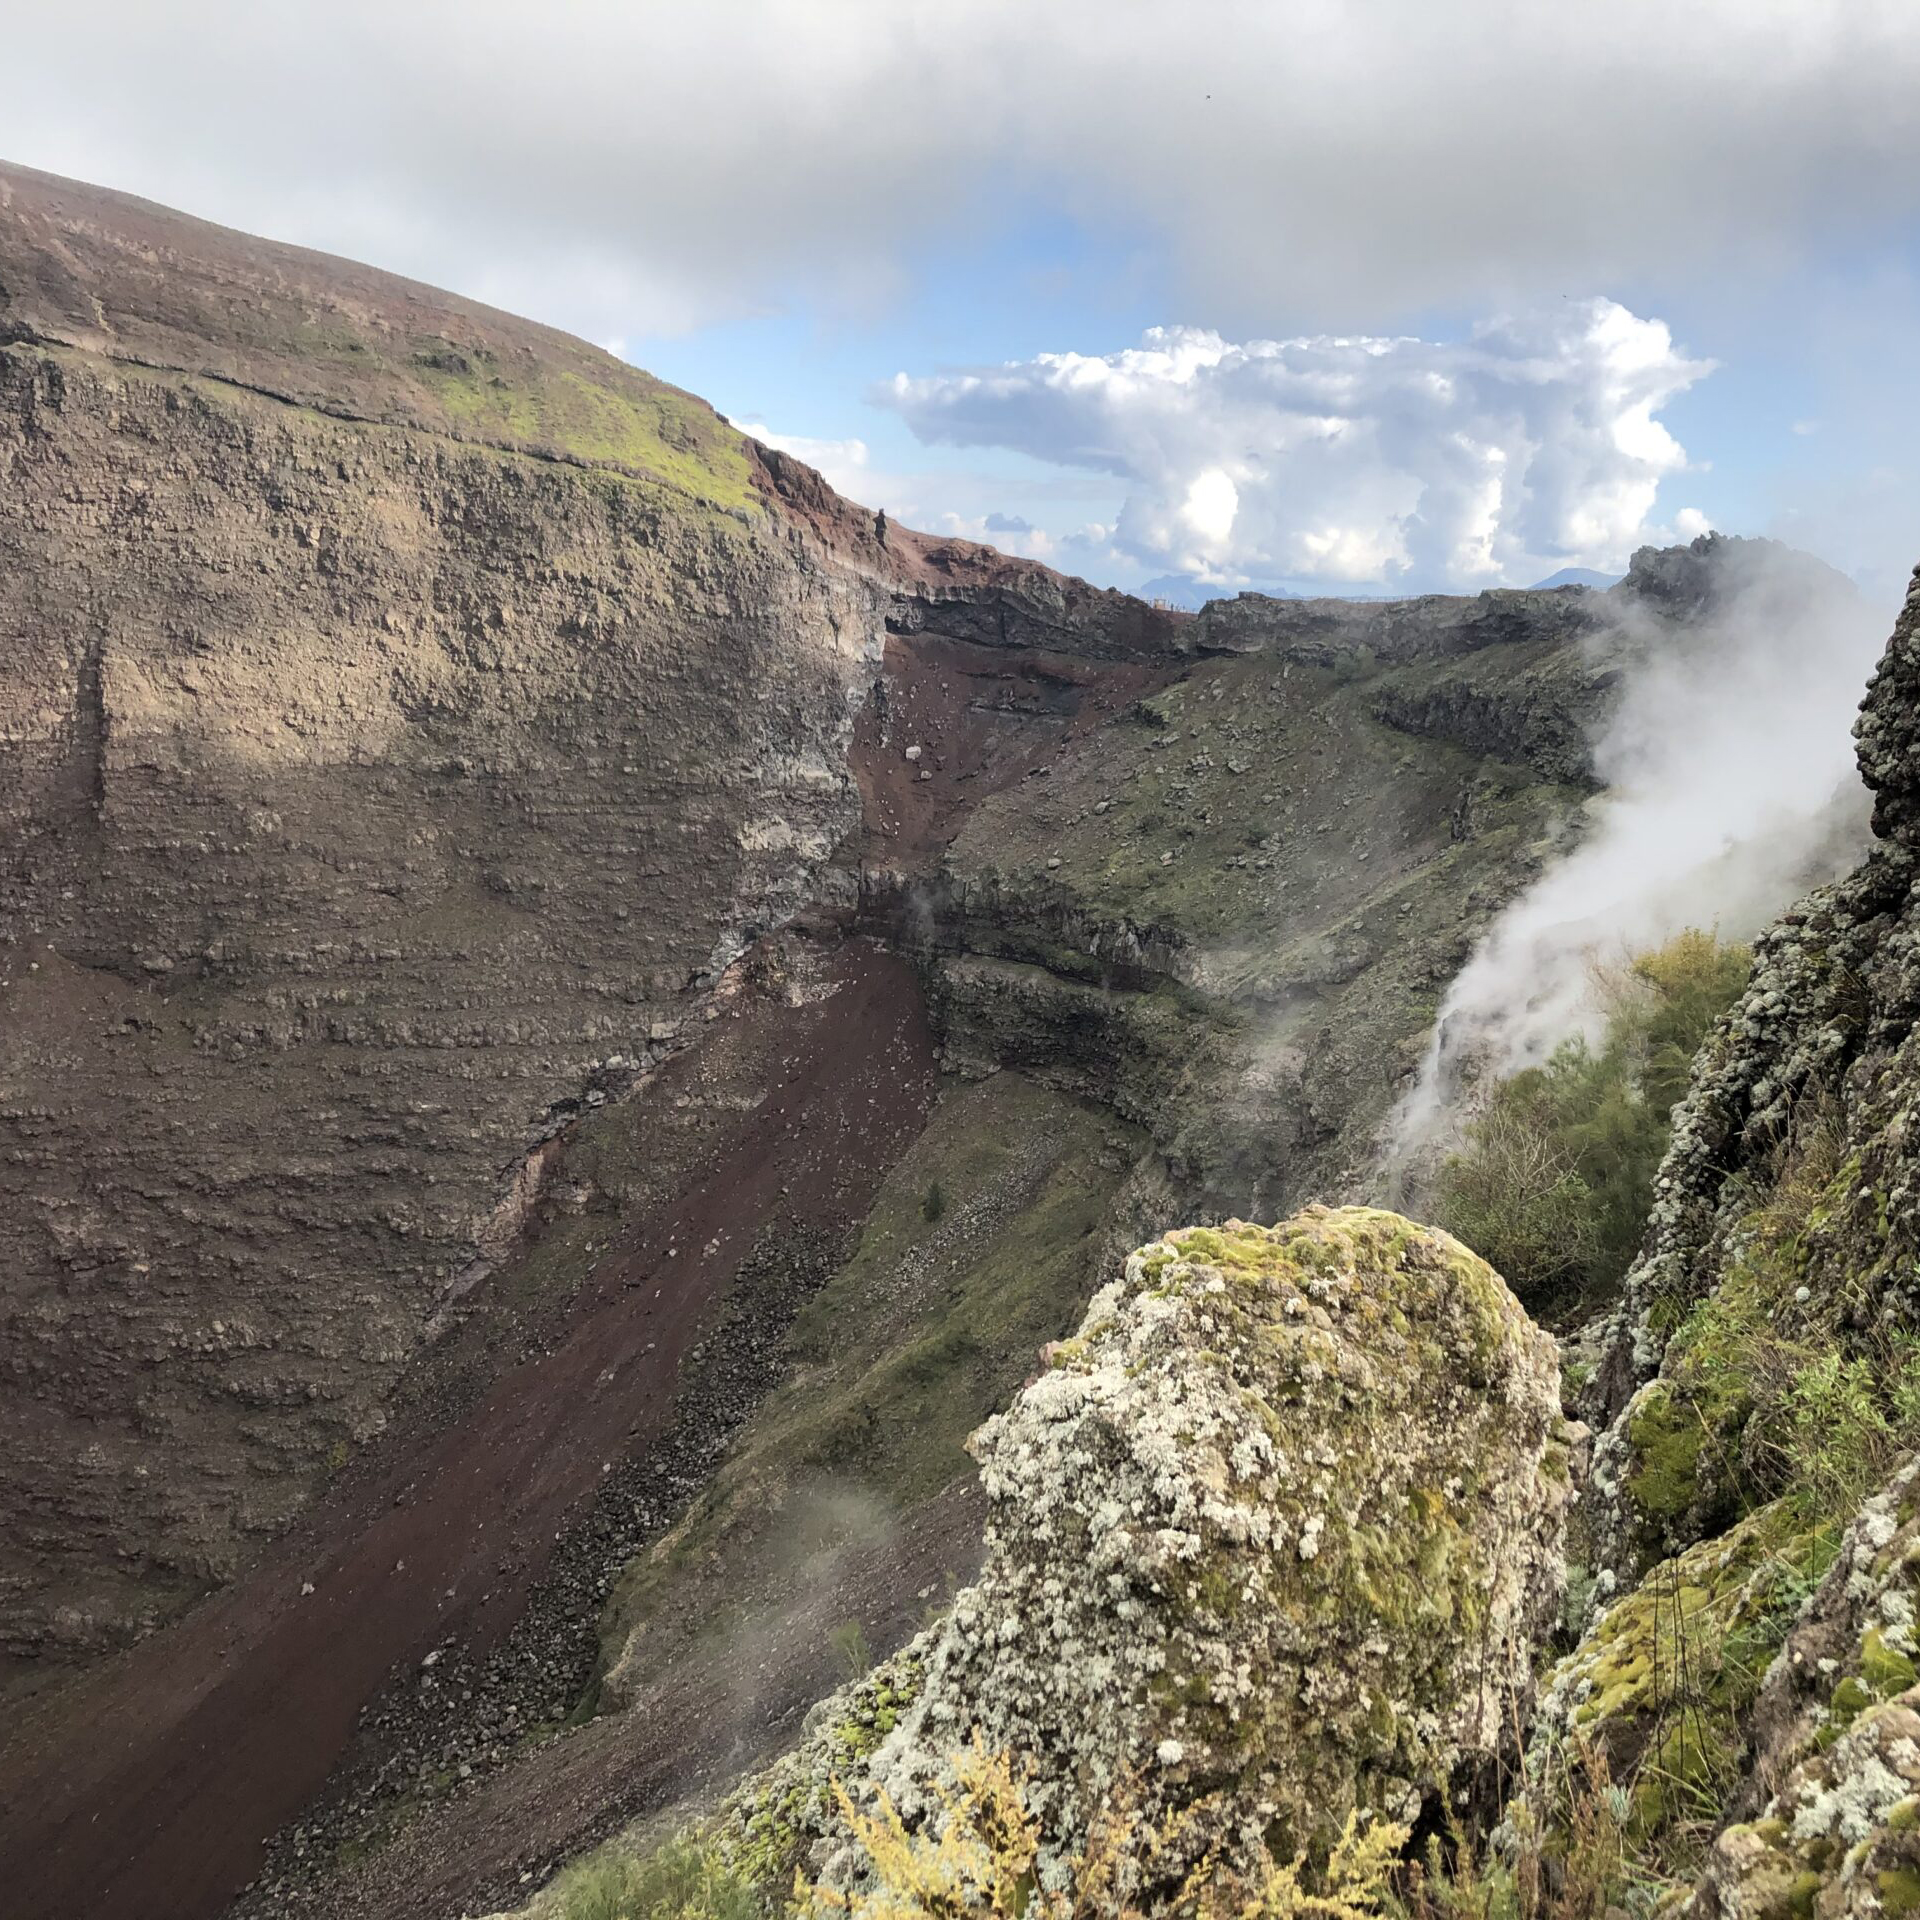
[
  {"left": 1612, "top": 1109, "right": 1920, "bottom": 1563},
  {"left": 550, "top": 1835, "right": 763, "bottom": 1920},
  {"left": 1435, "top": 931, "right": 1751, "bottom": 1313},
  {"left": 795, "top": 1738, "right": 1408, "bottom": 1920}
]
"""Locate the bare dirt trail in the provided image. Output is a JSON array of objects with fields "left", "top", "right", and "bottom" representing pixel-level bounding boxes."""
[{"left": 0, "top": 938, "right": 938, "bottom": 1920}]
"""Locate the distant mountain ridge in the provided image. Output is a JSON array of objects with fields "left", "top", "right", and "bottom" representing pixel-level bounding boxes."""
[
  {"left": 1140, "top": 565, "right": 1626, "bottom": 610},
  {"left": 1530, "top": 564, "right": 1623, "bottom": 589}
]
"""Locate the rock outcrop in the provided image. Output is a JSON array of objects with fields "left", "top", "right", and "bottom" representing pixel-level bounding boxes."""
[
  {"left": 1514, "top": 565, "right": 1920, "bottom": 1901},
  {"left": 1684, "top": 1460, "right": 1920, "bottom": 1920},
  {"left": 1695, "top": 1684, "right": 1920, "bottom": 1920},
  {"left": 718, "top": 1208, "right": 1570, "bottom": 1898},
  {"left": 1594, "top": 567, "right": 1920, "bottom": 1567}
]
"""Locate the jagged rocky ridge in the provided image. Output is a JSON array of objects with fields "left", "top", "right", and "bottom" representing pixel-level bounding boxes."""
[{"left": 1506, "top": 566, "right": 1920, "bottom": 1910}]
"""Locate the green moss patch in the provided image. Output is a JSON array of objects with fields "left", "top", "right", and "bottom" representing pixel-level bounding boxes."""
[
  {"left": 1537, "top": 1497, "right": 1843, "bottom": 1879},
  {"left": 409, "top": 349, "right": 757, "bottom": 509}
]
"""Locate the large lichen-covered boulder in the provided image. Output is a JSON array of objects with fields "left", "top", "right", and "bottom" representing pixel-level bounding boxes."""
[{"left": 726, "top": 1205, "right": 1571, "bottom": 1890}]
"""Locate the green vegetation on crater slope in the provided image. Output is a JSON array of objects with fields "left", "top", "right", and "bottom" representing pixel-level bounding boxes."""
[
  {"left": 957, "top": 655, "right": 1576, "bottom": 955},
  {"left": 406, "top": 347, "right": 758, "bottom": 508},
  {"left": 595, "top": 1072, "right": 1143, "bottom": 1710},
  {"left": 932, "top": 646, "right": 1591, "bottom": 1216},
  {"left": 1434, "top": 930, "right": 1752, "bottom": 1317},
  {"left": 0, "top": 160, "right": 761, "bottom": 512}
]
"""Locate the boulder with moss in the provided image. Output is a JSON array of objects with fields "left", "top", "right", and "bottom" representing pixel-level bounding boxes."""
[
  {"left": 1737, "top": 1460, "right": 1920, "bottom": 1806},
  {"left": 717, "top": 1205, "right": 1571, "bottom": 1897},
  {"left": 1523, "top": 1499, "right": 1843, "bottom": 1881},
  {"left": 1692, "top": 1686, "right": 1920, "bottom": 1920},
  {"left": 1684, "top": 1463, "right": 1920, "bottom": 1920}
]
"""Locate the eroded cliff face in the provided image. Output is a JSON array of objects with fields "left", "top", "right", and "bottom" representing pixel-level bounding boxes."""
[
  {"left": 0, "top": 343, "right": 884, "bottom": 1663},
  {"left": 0, "top": 163, "right": 1152, "bottom": 1674},
  {"left": 877, "top": 577, "right": 1623, "bottom": 1222}
]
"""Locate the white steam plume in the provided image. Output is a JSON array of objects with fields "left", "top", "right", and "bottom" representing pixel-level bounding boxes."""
[{"left": 1390, "top": 537, "right": 1889, "bottom": 1166}]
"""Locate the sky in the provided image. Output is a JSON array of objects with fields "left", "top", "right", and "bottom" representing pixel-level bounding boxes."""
[{"left": 10, "top": 0, "right": 1920, "bottom": 600}]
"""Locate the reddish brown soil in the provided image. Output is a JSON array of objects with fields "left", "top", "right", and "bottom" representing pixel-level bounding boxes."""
[
  {"left": 307, "top": 1482, "right": 988, "bottom": 1920},
  {"left": 853, "top": 633, "right": 1168, "bottom": 868},
  {"left": 0, "top": 938, "right": 937, "bottom": 1920},
  {"left": 746, "top": 441, "right": 1188, "bottom": 664}
]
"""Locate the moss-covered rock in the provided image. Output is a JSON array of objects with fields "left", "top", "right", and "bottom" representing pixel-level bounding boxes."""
[
  {"left": 1525, "top": 1499, "right": 1843, "bottom": 1877},
  {"left": 1692, "top": 1688, "right": 1920, "bottom": 1920},
  {"left": 1524, "top": 1457, "right": 1920, "bottom": 1908},
  {"left": 1739, "top": 1461, "right": 1920, "bottom": 1794},
  {"left": 720, "top": 1205, "right": 1570, "bottom": 1896},
  {"left": 723, "top": 1639, "right": 937, "bottom": 1890}
]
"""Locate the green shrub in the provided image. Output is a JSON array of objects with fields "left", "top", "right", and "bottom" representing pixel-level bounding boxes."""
[
  {"left": 550, "top": 1836, "right": 764, "bottom": 1920},
  {"left": 923, "top": 1182, "right": 947, "bottom": 1225},
  {"left": 830, "top": 1618, "right": 871, "bottom": 1681},
  {"left": 1616, "top": 1112, "right": 1920, "bottom": 1555},
  {"left": 1429, "top": 1082, "right": 1601, "bottom": 1302},
  {"left": 1435, "top": 930, "right": 1750, "bottom": 1312}
]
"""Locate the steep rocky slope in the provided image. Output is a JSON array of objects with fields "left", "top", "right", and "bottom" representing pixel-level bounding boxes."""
[
  {"left": 0, "top": 164, "right": 1854, "bottom": 1920},
  {"left": 0, "top": 162, "right": 854, "bottom": 1669},
  {"left": 1496, "top": 566, "right": 1920, "bottom": 1905},
  {"left": 0, "top": 160, "right": 1176, "bottom": 1678}
]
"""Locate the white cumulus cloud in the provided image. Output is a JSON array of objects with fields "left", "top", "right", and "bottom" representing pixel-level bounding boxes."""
[{"left": 881, "top": 301, "right": 1712, "bottom": 590}]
